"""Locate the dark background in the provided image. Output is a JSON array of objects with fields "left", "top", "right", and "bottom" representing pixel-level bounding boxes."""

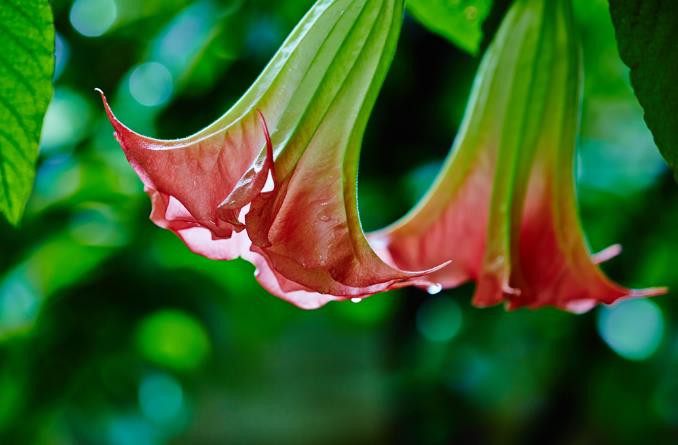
[{"left": 1, "top": 0, "right": 676, "bottom": 444}]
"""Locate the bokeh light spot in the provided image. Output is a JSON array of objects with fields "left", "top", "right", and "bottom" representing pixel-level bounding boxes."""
[
  {"left": 128, "top": 62, "right": 174, "bottom": 107},
  {"left": 403, "top": 161, "right": 444, "bottom": 207},
  {"left": 0, "top": 277, "right": 39, "bottom": 338},
  {"left": 32, "top": 156, "right": 82, "bottom": 209},
  {"left": 416, "top": 296, "right": 463, "bottom": 343},
  {"left": 246, "top": 18, "right": 283, "bottom": 57},
  {"left": 69, "top": 206, "right": 128, "bottom": 247},
  {"left": 69, "top": 0, "right": 118, "bottom": 38},
  {"left": 139, "top": 373, "right": 184, "bottom": 425},
  {"left": 597, "top": 299, "right": 665, "bottom": 361},
  {"left": 54, "top": 32, "right": 70, "bottom": 80},
  {"left": 40, "top": 88, "right": 93, "bottom": 153},
  {"left": 136, "top": 310, "right": 210, "bottom": 372},
  {"left": 107, "top": 416, "right": 158, "bottom": 445}
]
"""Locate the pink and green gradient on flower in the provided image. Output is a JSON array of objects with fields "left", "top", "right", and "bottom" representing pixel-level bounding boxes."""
[
  {"left": 370, "top": 0, "right": 666, "bottom": 312},
  {"left": 100, "top": 0, "right": 446, "bottom": 309},
  {"left": 101, "top": 0, "right": 665, "bottom": 311}
]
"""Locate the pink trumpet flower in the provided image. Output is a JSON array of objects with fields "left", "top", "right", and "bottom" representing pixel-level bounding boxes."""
[
  {"left": 101, "top": 0, "right": 446, "bottom": 309},
  {"left": 369, "top": 0, "right": 666, "bottom": 312}
]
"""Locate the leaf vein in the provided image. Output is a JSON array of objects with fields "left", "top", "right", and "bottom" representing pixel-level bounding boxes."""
[
  {"left": 0, "top": 19, "right": 50, "bottom": 72},
  {"left": 3, "top": 0, "right": 53, "bottom": 49},
  {"left": 0, "top": 127, "right": 33, "bottom": 166},
  {"left": 0, "top": 50, "right": 39, "bottom": 98},
  {"left": 0, "top": 92, "right": 35, "bottom": 149}
]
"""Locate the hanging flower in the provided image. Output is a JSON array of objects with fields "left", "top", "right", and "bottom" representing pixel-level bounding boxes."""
[
  {"left": 369, "top": 0, "right": 666, "bottom": 312},
  {"left": 101, "top": 0, "right": 445, "bottom": 309},
  {"left": 102, "top": 0, "right": 664, "bottom": 311}
]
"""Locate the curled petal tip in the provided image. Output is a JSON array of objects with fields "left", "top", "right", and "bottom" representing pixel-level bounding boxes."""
[
  {"left": 96, "top": 88, "right": 126, "bottom": 136},
  {"left": 628, "top": 287, "right": 669, "bottom": 298},
  {"left": 503, "top": 283, "right": 522, "bottom": 297},
  {"left": 95, "top": 88, "right": 111, "bottom": 114},
  {"left": 255, "top": 110, "right": 273, "bottom": 146},
  {"left": 419, "top": 259, "right": 453, "bottom": 277},
  {"left": 593, "top": 244, "right": 623, "bottom": 265},
  {"left": 566, "top": 286, "right": 670, "bottom": 314},
  {"left": 256, "top": 110, "right": 276, "bottom": 184}
]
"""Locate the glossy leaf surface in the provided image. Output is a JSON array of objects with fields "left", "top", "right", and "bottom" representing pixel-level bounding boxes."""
[
  {"left": 609, "top": 0, "right": 678, "bottom": 180},
  {"left": 0, "top": 0, "right": 54, "bottom": 225}
]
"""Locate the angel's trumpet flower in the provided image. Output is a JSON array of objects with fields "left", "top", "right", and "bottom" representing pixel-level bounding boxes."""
[
  {"left": 101, "top": 0, "right": 445, "bottom": 309},
  {"left": 370, "top": 0, "right": 666, "bottom": 312}
]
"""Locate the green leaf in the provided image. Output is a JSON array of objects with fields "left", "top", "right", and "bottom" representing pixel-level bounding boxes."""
[
  {"left": 609, "top": 0, "right": 678, "bottom": 179},
  {"left": 406, "top": 0, "right": 492, "bottom": 55},
  {"left": 0, "top": 0, "right": 54, "bottom": 225}
]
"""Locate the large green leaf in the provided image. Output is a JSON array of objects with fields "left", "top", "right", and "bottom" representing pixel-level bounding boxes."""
[
  {"left": 609, "top": 0, "right": 678, "bottom": 179},
  {"left": 0, "top": 0, "right": 54, "bottom": 225},
  {"left": 406, "top": 0, "right": 492, "bottom": 55}
]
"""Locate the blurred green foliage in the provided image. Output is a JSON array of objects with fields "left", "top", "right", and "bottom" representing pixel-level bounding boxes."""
[
  {"left": 406, "top": 0, "right": 492, "bottom": 55},
  {"left": 0, "top": 0, "right": 676, "bottom": 444}
]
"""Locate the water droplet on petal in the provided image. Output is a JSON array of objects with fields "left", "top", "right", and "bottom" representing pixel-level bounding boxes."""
[{"left": 427, "top": 283, "right": 443, "bottom": 295}]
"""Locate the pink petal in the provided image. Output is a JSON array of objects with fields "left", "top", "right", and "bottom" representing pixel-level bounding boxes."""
[
  {"left": 246, "top": 133, "right": 447, "bottom": 297},
  {"left": 368, "top": 0, "right": 666, "bottom": 312},
  {"left": 99, "top": 90, "right": 272, "bottom": 261},
  {"left": 504, "top": 154, "right": 667, "bottom": 311}
]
